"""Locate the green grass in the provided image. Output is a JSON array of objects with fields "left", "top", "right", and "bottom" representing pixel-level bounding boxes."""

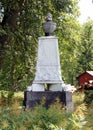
[
  {"left": 0, "top": 90, "right": 24, "bottom": 98},
  {"left": 0, "top": 91, "right": 93, "bottom": 129},
  {"left": 73, "top": 92, "right": 84, "bottom": 107}
]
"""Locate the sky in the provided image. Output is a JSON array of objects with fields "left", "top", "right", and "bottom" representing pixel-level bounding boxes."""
[{"left": 78, "top": 0, "right": 93, "bottom": 24}]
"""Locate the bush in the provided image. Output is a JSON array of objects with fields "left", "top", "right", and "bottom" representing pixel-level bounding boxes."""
[{"left": 84, "top": 90, "right": 93, "bottom": 107}]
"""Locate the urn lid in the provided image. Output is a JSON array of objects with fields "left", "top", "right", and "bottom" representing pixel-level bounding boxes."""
[{"left": 46, "top": 13, "right": 52, "bottom": 21}]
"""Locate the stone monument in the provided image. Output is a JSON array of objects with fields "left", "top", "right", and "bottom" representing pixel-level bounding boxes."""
[
  {"left": 24, "top": 13, "right": 73, "bottom": 112},
  {"left": 27, "top": 13, "right": 64, "bottom": 91}
]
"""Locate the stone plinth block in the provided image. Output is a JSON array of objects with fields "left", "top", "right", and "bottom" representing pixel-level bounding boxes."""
[
  {"left": 23, "top": 91, "right": 74, "bottom": 112},
  {"left": 33, "top": 36, "right": 62, "bottom": 84}
]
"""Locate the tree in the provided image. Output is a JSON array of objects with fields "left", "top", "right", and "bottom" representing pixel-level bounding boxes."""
[
  {"left": 77, "top": 20, "right": 93, "bottom": 74},
  {"left": 0, "top": 0, "right": 80, "bottom": 90},
  {"left": 56, "top": 9, "right": 81, "bottom": 84}
]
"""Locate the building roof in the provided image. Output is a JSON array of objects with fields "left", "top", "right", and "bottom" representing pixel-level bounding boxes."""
[
  {"left": 86, "top": 71, "right": 93, "bottom": 76},
  {"left": 77, "top": 71, "right": 93, "bottom": 78}
]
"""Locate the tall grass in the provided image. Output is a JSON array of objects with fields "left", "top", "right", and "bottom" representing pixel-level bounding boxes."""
[{"left": 0, "top": 91, "right": 92, "bottom": 130}]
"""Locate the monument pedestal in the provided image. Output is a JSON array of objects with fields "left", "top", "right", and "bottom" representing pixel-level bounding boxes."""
[
  {"left": 23, "top": 91, "right": 74, "bottom": 113},
  {"left": 24, "top": 36, "right": 74, "bottom": 112}
]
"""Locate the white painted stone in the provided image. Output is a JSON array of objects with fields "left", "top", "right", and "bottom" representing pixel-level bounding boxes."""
[
  {"left": 61, "top": 83, "right": 67, "bottom": 91},
  {"left": 31, "top": 83, "right": 45, "bottom": 91},
  {"left": 27, "top": 36, "right": 67, "bottom": 91},
  {"left": 49, "top": 84, "right": 62, "bottom": 91},
  {"left": 33, "top": 36, "right": 63, "bottom": 84},
  {"left": 37, "top": 36, "right": 60, "bottom": 66},
  {"left": 63, "top": 84, "right": 76, "bottom": 93},
  {"left": 66, "top": 102, "right": 74, "bottom": 113},
  {"left": 26, "top": 86, "right": 32, "bottom": 91}
]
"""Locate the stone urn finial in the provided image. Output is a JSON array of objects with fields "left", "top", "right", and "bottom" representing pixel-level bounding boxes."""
[{"left": 42, "top": 13, "right": 56, "bottom": 36}]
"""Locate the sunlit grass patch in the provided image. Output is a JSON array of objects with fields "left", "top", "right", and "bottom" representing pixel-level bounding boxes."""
[
  {"left": 14, "top": 91, "right": 24, "bottom": 98},
  {"left": 73, "top": 92, "right": 85, "bottom": 107}
]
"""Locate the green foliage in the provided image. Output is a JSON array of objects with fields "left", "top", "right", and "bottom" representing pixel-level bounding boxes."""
[
  {"left": 1, "top": 0, "right": 92, "bottom": 89},
  {"left": 73, "top": 93, "right": 93, "bottom": 129},
  {"left": 58, "top": 12, "right": 81, "bottom": 84},
  {"left": 2, "top": 92, "right": 93, "bottom": 129},
  {"left": 77, "top": 20, "right": 93, "bottom": 74},
  {"left": 0, "top": 0, "right": 81, "bottom": 90},
  {"left": 84, "top": 90, "right": 93, "bottom": 107},
  {"left": 85, "top": 101, "right": 93, "bottom": 128},
  {"left": 1, "top": 91, "right": 14, "bottom": 105},
  {"left": 0, "top": 95, "right": 88, "bottom": 130}
]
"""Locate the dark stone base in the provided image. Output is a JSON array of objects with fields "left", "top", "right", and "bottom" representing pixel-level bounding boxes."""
[{"left": 23, "top": 91, "right": 74, "bottom": 112}]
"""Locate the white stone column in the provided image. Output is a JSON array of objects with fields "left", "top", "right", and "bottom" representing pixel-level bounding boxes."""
[
  {"left": 34, "top": 36, "right": 62, "bottom": 83},
  {"left": 28, "top": 36, "right": 64, "bottom": 91}
]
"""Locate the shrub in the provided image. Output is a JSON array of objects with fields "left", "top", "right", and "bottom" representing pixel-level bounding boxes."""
[{"left": 84, "top": 90, "right": 93, "bottom": 107}]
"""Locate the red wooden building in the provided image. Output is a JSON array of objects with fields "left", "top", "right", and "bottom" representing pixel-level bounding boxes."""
[{"left": 78, "top": 71, "right": 93, "bottom": 86}]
